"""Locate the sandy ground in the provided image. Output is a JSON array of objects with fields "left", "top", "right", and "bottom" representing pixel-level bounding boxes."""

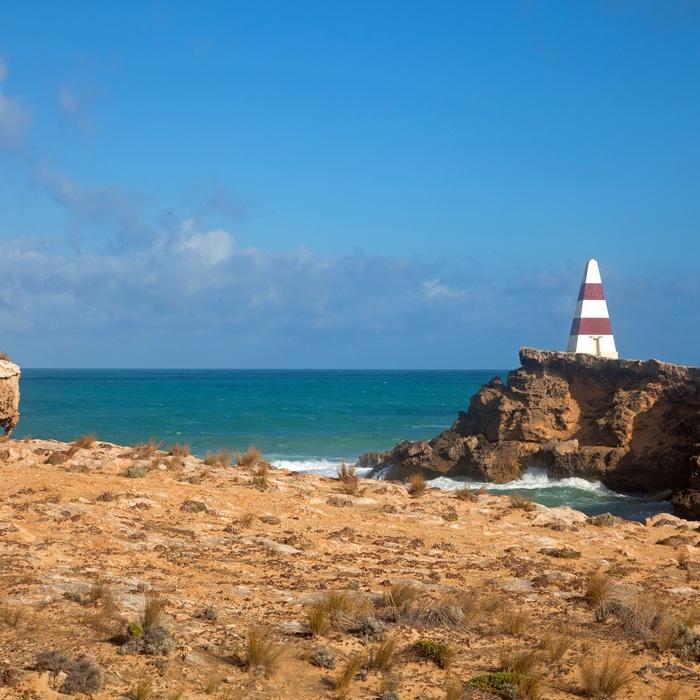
[{"left": 1, "top": 437, "right": 700, "bottom": 699}]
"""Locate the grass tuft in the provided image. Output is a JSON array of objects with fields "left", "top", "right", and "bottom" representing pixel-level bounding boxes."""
[
  {"left": 578, "top": 651, "right": 633, "bottom": 698},
  {"left": 132, "top": 438, "right": 162, "bottom": 459},
  {"left": 676, "top": 547, "right": 690, "bottom": 569},
  {"left": 509, "top": 492, "right": 535, "bottom": 511},
  {"left": 499, "top": 648, "right": 542, "bottom": 677},
  {"left": 204, "top": 449, "right": 234, "bottom": 467},
  {"left": 141, "top": 593, "right": 165, "bottom": 630},
  {"left": 74, "top": 433, "right": 96, "bottom": 449},
  {"left": 332, "top": 654, "right": 364, "bottom": 699},
  {"left": 369, "top": 634, "right": 401, "bottom": 672},
  {"left": 541, "top": 627, "right": 573, "bottom": 662},
  {"left": 337, "top": 461, "right": 366, "bottom": 496},
  {"left": 407, "top": 472, "right": 427, "bottom": 497},
  {"left": 500, "top": 607, "right": 529, "bottom": 636},
  {"left": 236, "top": 444, "right": 262, "bottom": 468},
  {"left": 585, "top": 570, "right": 613, "bottom": 618},
  {"left": 132, "top": 678, "right": 154, "bottom": 700},
  {"left": 167, "top": 442, "right": 191, "bottom": 457},
  {"left": 242, "top": 626, "right": 284, "bottom": 676}
]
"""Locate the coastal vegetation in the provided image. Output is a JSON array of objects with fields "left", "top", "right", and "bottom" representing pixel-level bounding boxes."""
[{"left": 1, "top": 437, "right": 700, "bottom": 698}]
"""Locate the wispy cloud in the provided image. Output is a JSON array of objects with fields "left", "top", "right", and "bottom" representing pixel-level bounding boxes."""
[
  {"left": 0, "top": 58, "right": 32, "bottom": 149},
  {"left": 57, "top": 83, "right": 95, "bottom": 134}
]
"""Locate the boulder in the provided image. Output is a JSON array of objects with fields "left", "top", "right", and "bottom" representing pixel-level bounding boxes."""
[{"left": 0, "top": 358, "right": 20, "bottom": 436}]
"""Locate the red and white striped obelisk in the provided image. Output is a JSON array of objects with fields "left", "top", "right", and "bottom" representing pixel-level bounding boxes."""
[{"left": 567, "top": 259, "right": 618, "bottom": 358}]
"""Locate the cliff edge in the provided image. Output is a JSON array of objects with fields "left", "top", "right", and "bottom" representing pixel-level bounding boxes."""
[
  {"left": 0, "top": 357, "right": 20, "bottom": 436},
  {"left": 362, "top": 347, "right": 700, "bottom": 519}
]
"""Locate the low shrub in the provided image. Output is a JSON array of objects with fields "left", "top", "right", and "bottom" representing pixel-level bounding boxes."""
[
  {"left": 35, "top": 650, "right": 103, "bottom": 694},
  {"left": 310, "top": 647, "right": 337, "bottom": 669},
  {"left": 414, "top": 639, "right": 454, "bottom": 669}
]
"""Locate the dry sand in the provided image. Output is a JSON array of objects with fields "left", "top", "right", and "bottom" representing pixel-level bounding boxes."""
[{"left": 1, "top": 438, "right": 700, "bottom": 699}]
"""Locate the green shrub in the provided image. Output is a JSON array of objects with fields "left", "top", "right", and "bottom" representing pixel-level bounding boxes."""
[{"left": 414, "top": 639, "right": 454, "bottom": 669}]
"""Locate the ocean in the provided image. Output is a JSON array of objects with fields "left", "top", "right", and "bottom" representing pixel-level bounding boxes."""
[{"left": 15, "top": 368, "right": 671, "bottom": 521}]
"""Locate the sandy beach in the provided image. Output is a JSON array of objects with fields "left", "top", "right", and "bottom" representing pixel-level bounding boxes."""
[{"left": 1, "top": 437, "right": 700, "bottom": 699}]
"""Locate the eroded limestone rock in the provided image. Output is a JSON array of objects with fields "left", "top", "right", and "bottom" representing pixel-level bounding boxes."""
[
  {"left": 0, "top": 358, "right": 20, "bottom": 436},
  {"left": 363, "top": 347, "right": 700, "bottom": 518}
]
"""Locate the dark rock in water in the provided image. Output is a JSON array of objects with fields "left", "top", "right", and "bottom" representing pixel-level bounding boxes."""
[{"left": 361, "top": 347, "right": 700, "bottom": 519}]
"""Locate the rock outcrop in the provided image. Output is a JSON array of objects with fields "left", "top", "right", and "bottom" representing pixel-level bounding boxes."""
[
  {"left": 0, "top": 357, "right": 20, "bottom": 436},
  {"left": 362, "top": 347, "right": 700, "bottom": 519}
]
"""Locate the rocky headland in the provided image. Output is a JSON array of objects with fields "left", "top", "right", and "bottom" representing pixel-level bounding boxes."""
[
  {"left": 2, "top": 438, "right": 700, "bottom": 699},
  {"left": 361, "top": 348, "right": 700, "bottom": 520}
]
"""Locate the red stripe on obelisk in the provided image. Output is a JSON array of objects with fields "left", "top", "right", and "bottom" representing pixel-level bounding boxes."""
[
  {"left": 577, "top": 283, "right": 605, "bottom": 301},
  {"left": 570, "top": 318, "right": 613, "bottom": 335}
]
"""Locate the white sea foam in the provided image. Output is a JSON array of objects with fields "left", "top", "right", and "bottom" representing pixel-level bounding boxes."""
[
  {"left": 430, "top": 469, "right": 616, "bottom": 496},
  {"left": 271, "top": 458, "right": 372, "bottom": 478}
]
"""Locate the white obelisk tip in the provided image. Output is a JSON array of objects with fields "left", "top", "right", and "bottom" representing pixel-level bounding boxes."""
[{"left": 566, "top": 259, "right": 618, "bottom": 358}]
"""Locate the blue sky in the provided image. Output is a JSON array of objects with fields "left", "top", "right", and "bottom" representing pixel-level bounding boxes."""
[{"left": 1, "top": 0, "right": 699, "bottom": 368}]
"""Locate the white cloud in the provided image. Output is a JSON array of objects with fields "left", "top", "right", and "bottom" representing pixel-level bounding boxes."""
[
  {"left": 0, "top": 60, "right": 32, "bottom": 149},
  {"left": 422, "top": 278, "right": 467, "bottom": 301},
  {"left": 175, "top": 227, "right": 236, "bottom": 265}
]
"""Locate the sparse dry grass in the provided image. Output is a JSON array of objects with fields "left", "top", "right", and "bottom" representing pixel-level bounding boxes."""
[
  {"left": 541, "top": 627, "right": 573, "bottom": 662},
  {"left": 80, "top": 586, "right": 119, "bottom": 631},
  {"left": 141, "top": 593, "right": 165, "bottom": 630},
  {"left": 499, "top": 648, "right": 542, "bottom": 677},
  {"left": 578, "top": 651, "right": 633, "bottom": 698},
  {"left": 500, "top": 607, "right": 529, "bottom": 636},
  {"left": 242, "top": 626, "right": 284, "bottom": 676},
  {"left": 333, "top": 654, "right": 364, "bottom": 699},
  {"left": 337, "top": 461, "right": 366, "bottom": 496},
  {"left": 74, "top": 433, "right": 96, "bottom": 449},
  {"left": 658, "top": 680, "right": 683, "bottom": 700},
  {"left": 168, "top": 442, "right": 191, "bottom": 457},
  {"left": 239, "top": 512, "right": 257, "bottom": 528},
  {"left": 676, "top": 546, "right": 690, "bottom": 569},
  {"left": 1, "top": 601, "right": 25, "bottom": 627},
  {"left": 254, "top": 460, "right": 271, "bottom": 485},
  {"left": 306, "top": 590, "right": 373, "bottom": 634},
  {"left": 306, "top": 602, "right": 331, "bottom": 636},
  {"left": 132, "top": 678, "right": 153, "bottom": 700},
  {"left": 236, "top": 444, "right": 262, "bottom": 468},
  {"left": 132, "top": 438, "right": 162, "bottom": 459},
  {"left": 454, "top": 484, "right": 487, "bottom": 501},
  {"left": 585, "top": 570, "right": 613, "bottom": 617},
  {"left": 509, "top": 491, "right": 535, "bottom": 511},
  {"left": 369, "top": 634, "right": 401, "bottom": 672},
  {"left": 204, "top": 449, "right": 234, "bottom": 467},
  {"left": 384, "top": 581, "right": 421, "bottom": 610},
  {"left": 408, "top": 472, "right": 427, "bottom": 497}
]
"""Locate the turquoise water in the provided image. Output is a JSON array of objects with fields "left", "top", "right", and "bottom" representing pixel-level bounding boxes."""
[{"left": 15, "top": 369, "right": 671, "bottom": 521}]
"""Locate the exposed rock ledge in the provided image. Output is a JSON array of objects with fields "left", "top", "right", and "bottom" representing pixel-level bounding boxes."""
[
  {"left": 361, "top": 347, "right": 700, "bottom": 519},
  {"left": 0, "top": 357, "right": 20, "bottom": 436}
]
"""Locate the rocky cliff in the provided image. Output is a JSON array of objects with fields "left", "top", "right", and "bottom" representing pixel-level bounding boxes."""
[
  {"left": 362, "top": 347, "right": 700, "bottom": 519},
  {"left": 0, "top": 357, "right": 20, "bottom": 436}
]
